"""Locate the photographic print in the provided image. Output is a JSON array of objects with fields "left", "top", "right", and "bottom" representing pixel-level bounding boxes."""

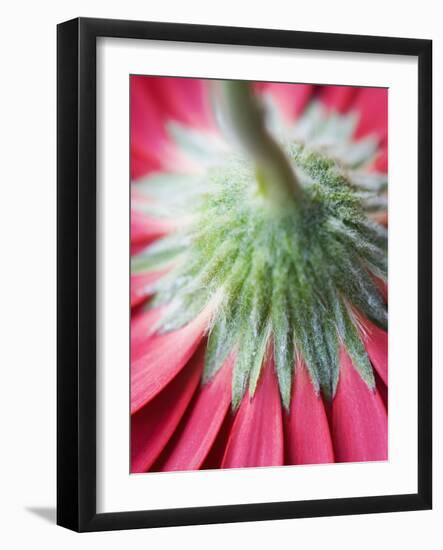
[{"left": 130, "top": 76, "right": 388, "bottom": 474}]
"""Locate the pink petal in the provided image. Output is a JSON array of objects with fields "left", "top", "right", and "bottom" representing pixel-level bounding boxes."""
[
  {"left": 221, "top": 354, "right": 284, "bottom": 468},
  {"left": 285, "top": 361, "right": 335, "bottom": 465},
  {"left": 332, "top": 348, "right": 387, "bottom": 462},
  {"left": 360, "top": 320, "right": 388, "bottom": 385},
  {"left": 200, "top": 412, "right": 235, "bottom": 470},
  {"left": 131, "top": 271, "right": 167, "bottom": 308},
  {"left": 352, "top": 87, "right": 388, "bottom": 142},
  {"left": 131, "top": 76, "right": 178, "bottom": 179},
  {"left": 131, "top": 346, "right": 204, "bottom": 473},
  {"left": 131, "top": 243, "right": 150, "bottom": 256},
  {"left": 131, "top": 310, "right": 209, "bottom": 414},
  {"left": 373, "top": 147, "right": 388, "bottom": 172},
  {"left": 131, "top": 150, "right": 163, "bottom": 180},
  {"left": 131, "top": 76, "right": 218, "bottom": 179},
  {"left": 131, "top": 306, "right": 166, "bottom": 362},
  {"left": 375, "top": 370, "right": 388, "bottom": 411},
  {"left": 158, "top": 355, "right": 234, "bottom": 471},
  {"left": 130, "top": 210, "right": 172, "bottom": 245},
  {"left": 318, "top": 85, "right": 359, "bottom": 113},
  {"left": 146, "top": 77, "right": 215, "bottom": 130},
  {"left": 257, "top": 82, "right": 314, "bottom": 121}
]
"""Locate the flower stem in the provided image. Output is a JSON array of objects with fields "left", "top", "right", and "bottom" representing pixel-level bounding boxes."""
[{"left": 216, "top": 80, "right": 302, "bottom": 205}]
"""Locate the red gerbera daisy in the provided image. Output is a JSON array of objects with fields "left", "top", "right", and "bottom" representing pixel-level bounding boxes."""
[{"left": 130, "top": 76, "right": 388, "bottom": 473}]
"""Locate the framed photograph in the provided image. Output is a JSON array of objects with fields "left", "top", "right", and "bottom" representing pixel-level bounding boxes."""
[{"left": 57, "top": 17, "right": 432, "bottom": 532}]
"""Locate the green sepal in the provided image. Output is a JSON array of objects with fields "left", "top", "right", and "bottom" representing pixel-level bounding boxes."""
[
  {"left": 203, "top": 316, "right": 234, "bottom": 384},
  {"left": 131, "top": 234, "right": 187, "bottom": 274},
  {"left": 271, "top": 279, "right": 295, "bottom": 410},
  {"left": 132, "top": 200, "right": 187, "bottom": 220},
  {"left": 231, "top": 329, "right": 254, "bottom": 410},
  {"left": 348, "top": 171, "right": 388, "bottom": 193},
  {"left": 341, "top": 261, "right": 387, "bottom": 331},
  {"left": 248, "top": 322, "right": 272, "bottom": 398},
  {"left": 157, "top": 291, "right": 207, "bottom": 333},
  {"left": 306, "top": 311, "right": 339, "bottom": 400},
  {"left": 361, "top": 194, "right": 388, "bottom": 214},
  {"left": 135, "top": 172, "right": 205, "bottom": 201},
  {"left": 231, "top": 252, "right": 272, "bottom": 410},
  {"left": 202, "top": 251, "right": 254, "bottom": 386},
  {"left": 337, "top": 137, "right": 378, "bottom": 168},
  {"left": 341, "top": 307, "right": 376, "bottom": 390},
  {"left": 291, "top": 101, "right": 379, "bottom": 170},
  {"left": 167, "top": 122, "right": 222, "bottom": 163}
]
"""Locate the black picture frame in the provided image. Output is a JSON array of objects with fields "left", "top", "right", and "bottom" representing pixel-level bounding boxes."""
[{"left": 57, "top": 17, "right": 432, "bottom": 532}]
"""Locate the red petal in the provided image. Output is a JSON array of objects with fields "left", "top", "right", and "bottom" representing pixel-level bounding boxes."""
[
  {"left": 352, "top": 87, "right": 388, "bottom": 142},
  {"left": 131, "top": 150, "right": 163, "bottom": 180},
  {"left": 375, "top": 370, "right": 388, "bottom": 411},
  {"left": 361, "top": 320, "right": 388, "bottom": 385},
  {"left": 131, "top": 76, "right": 218, "bottom": 179},
  {"left": 221, "top": 355, "right": 284, "bottom": 468},
  {"left": 200, "top": 411, "right": 236, "bottom": 470},
  {"left": 131, "top": 243, "right": 149, "bottom": 256},
  {"left": 373, "top": 147, "right": 388, "bottom": 172},
  {"left": 158, "top": 355, "right": 234, "bottom": 471},
  {"left": 131, "top": 271, "right": 167, "bottom": 308},
  {"left": 131, "top": 306, "right": 166, "bottom": 362},
  {"left": 130, "top": 210, "right": 172, "bottom": 245},
  {"left": 146, "top": 77, "right": 215, "bottom": 130},
  {"left": 131, "top": 346, "right": 204, "bottom": 473},
  {"left": 131, "top": 311, "right": 209, "bottom": 413},
  {"left": 318, "top": 85, "right": 359, "bottom": 113},
  {"left": 257, "top": 82, "right": 314, "bottom": 121},
  {"left": 285, "top": 361, "right": 335, "bottom": 465},
  {"left": 332, "top": 349, "right": 387, "bottom": 462},
  {"left": 131, "top": 76, "right": 177, "bottom": 179}
]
